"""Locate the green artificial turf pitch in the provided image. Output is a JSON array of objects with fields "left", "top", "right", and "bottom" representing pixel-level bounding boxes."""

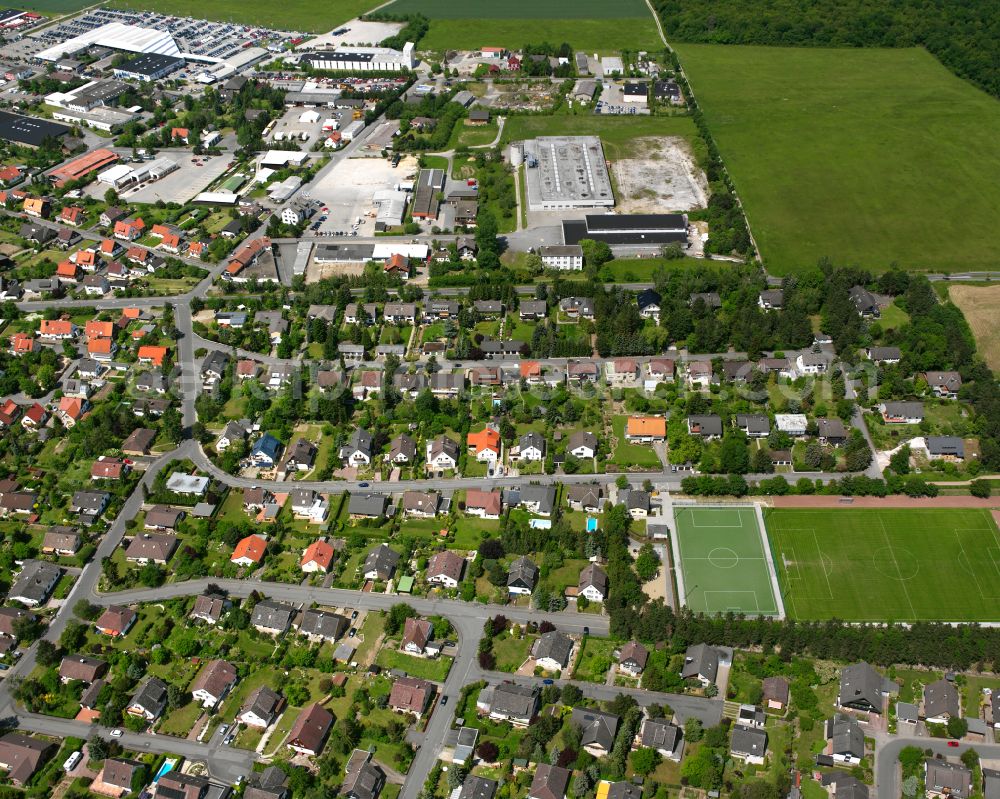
[
  {"left": 676, "top": 44, "right": 1000, "bottom": 275},
  {"left": 766, "top": 508, "right": 1000, "bottom": 621},
  {"left": 674, "top": 505, "right": 781, "bottom": 616}
]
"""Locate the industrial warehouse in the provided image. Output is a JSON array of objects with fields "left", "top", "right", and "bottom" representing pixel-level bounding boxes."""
[
  {"left": 294, "top": 43, "right": 416, "bottom": 72},
  {"left": 519, "top": 135, "right": 615, "bottom": 211}
]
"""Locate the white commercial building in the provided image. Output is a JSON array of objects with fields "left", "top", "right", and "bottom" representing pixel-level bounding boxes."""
[
  {"left": 97, "top": 157, "right": 177, "bottom": 190},
  {"left": 259, "top": 150, "right": 309, "bottom": 168},
  {"left": 36, "top": 21, "right": 181, "bottom": 62},
  {"left": 539, "top": 244, "right": 584, "bottom": 270},
  {"left": 296, "top": 43, "right": 415, "bottom": 72}
]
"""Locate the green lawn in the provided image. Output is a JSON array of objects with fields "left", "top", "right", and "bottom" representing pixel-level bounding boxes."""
[
  {"left": 492, "top": 632, "right": 533, "bottom": 672},
  {"left": 453, "top": 515, "right": 499, "bottom": 550},
  {"left": 383, "top": 0, "right": 659, "bottom": 52},
  {"left": 107, "top": 0, "right": 378, "bottom": 30},
  {"left": 610, "top": 415, "right": 663, "bottom": 469},
  {"left": 572, "top": 637, "right": 617, "bottom": 683},
  {"left": 3, "top": 0, "right": 88, "bottom": 12},
  {"left": 501, "top": 116, "right": 699, "bottom": 163},
  {"left": 676, "top": 44, "right": 1000, "bottom": 275},
  {"left": 159, "top": 700, "right": 204, "bottom": 736},
  {"left": 598, "top": 257, "right": 703, "bottom": 282},
  {"left": 375, "top": 649, "right": 454, "bottom": 681},
  {"left": 767, "top": 508, "right": 1000, "bottom": 621}
]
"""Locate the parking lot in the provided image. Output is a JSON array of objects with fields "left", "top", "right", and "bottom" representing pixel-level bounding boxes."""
[
  {"left": 82, "top": 152, "right": 234, "bottom": 205},
  {"left": 25, "top": 8, "right": 301, "bottom": 62},
  {"left": 595, "top": 82, "right": 650, "bottom": 115},
  {"left": 307, "top": 154, "right": 420, "bottom": 237}
]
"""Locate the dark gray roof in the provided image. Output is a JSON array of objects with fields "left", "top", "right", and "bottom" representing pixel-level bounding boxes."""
[
  {"left": 489, "top": 682, "right": 538, "bottom": 718},
  {"left": 297, "top": 609, "right": 348, "bottom": 641},
  {"left": 460, "top": 776, "right": 498, "bottom": 799},
  {"left": 251, "top": 600, "right": 295, "bottom": 632},
  {"left": 131, "top": 677, "right": 168, "bottom": 715},
  {"left": 827, "top": 714, "right": 864, "bottom": 758},
  {"left": 9, "top": 560, "right": 60, "bottom": 604},
  {"left": 818, "top": 418, "right": 848, "bottom": 439},
  {"left": 730, "top": 725, "right": 768, "bottom": 758},
  {"left": 925, "top": 761, "right": 971, "bottom": 799},
  {"left": 519, "top": 485, "right": 556, "bottom": 514},
  {"left": 607, "top": 784, "right": 642, "bottom": 799},
  {"left": 533, "top": 631, "right": 573, "bottom": 667},
  {"left": 924, "top": 678, "right": 960, "bottom": 719},
  {"left": 881, "top": 401, "right": 924, "bottom": 419},
  {"left": 736, "top": 414, "right": 770, "bottom": 435},
  {"left": 349, "top": 494, "right": 388, "bottom": 519},
  {"left": 688, "top": 415, "right": 723, "bottom": 437},
  {"left": 363, "top": 543, "right": 399, "bottom": 578},
  {"left": 640, "top": 718, "right": 679, "bottom": 751},
  {"left": 829, "top": 775, "right": 869, "bottom": 799},
  {"left": 682, "top": 643, "right": 719, "bottom": 682},
  {"left": 507, "top": 556, "right": 538, "bottom": 590},
  {"left": 926, "top": 436, "right": 964, "bottom": 457},
  {"left": 839, "top": 662, "right": 887, "bottom": 712},
  {"left": 571, "top": 707, "right": 619, "bottom": 751}
]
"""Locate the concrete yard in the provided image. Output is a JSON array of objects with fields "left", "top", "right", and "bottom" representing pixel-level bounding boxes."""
[
  {"left": 301, "top": 19, "right": 404, "bottom": 50},
  {"left": 610, "top": 136, "right": 709, "bottom": 214},
  {"left": 99, "top": 153, "right": 234, "bottom": 205},
  {"left": 308, "top": 154, "right": 421, "bottom": 237}
]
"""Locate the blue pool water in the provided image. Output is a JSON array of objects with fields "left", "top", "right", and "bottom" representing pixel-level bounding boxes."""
[
  {"left": 586, "top": 517, "right": 598, "bottom": 532},
  {"left": 153, "top": 759, "right": 176, "bottom": 783}
]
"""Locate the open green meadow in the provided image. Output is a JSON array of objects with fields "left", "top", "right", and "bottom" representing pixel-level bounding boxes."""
[
  {"left": 6, "top": 0, "right": 89, "bottom": 14},
  {"left": 501, "top": 115, "right": 700, "bottom": 160},
  {"left": 383, "top": 0, "right": 660, "bottom": 52},
  {"left": 106, "top": 0, "right": 377, "bottom": 31},
  {"left": 676, "top": 44, "right": 1000, "bottom": 275},
  {"left": 674, "top": 505, "right": 781, "bottom": 616},
  {"left": 766, "top": 508, "right": 1000, "bottom": 621}
]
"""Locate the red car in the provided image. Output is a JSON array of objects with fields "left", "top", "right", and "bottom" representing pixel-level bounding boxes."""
[{"left": 948, "top": 741, "right": 960, "bottom": 747}]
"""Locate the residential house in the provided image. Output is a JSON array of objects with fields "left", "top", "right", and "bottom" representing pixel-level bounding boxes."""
[
  {"left": 762, "top": 677, "right": 789, "bottom": 711},
  {"left": 468, "top": 427, "right": 501, "bottom": 462},
  {"left": 0, "top": 734, "right": 53, "bottom": 786},
  {"left": 925, "top": 761, "right": 972, "bottom": 799},
  {"left": 389, "top": 676, "right": 435, "bottom": 716},
  {"left": 231, "top": 534, "right": 267, "bottom": 567},
  {"left": 518, "top": 485, "right": 556, "bottom": 516},
  {"left": 190, "top": 659, "right": 238, "bottom": 709},
  {"left": 59, "top": 654, "right": 107, "bottom": 684},
  {"left": 127, "top": 677, "right": 168, "bottom": 721},
  {"left": 402, "top": 617, "right": 434, "bottom": 656},
  {"left": 484, "top": 682, "right": 539, "bottom": 725},
  {"left": 529, "top": 764, "right": 570, "bottom": 799},
  {"left": 287, "top": 704, "right": 333, "bottom": 756},
  {"left": 349, "top": 494, "right": 388, "bottom": 521},
  {"left": 387, "top": 434, "right": 417, "bottom": 465},
  {"left": 572, "top": 707, "right": 620, "bottom": 756},
  {"left": 687, "top": 414, "right": 723, "bottom": 439},
  {"left": 465, "top": 489, "right": 502, "bottom": 519},
  {"left": 817, "top": 418, "right": 848, "bottom": 445},
  {"left": 735, "top": 414, "right": 770, "bottom": 438},
  {"left": 301, "top": 539, "right": 336, "bottom": 573},
  {"left": 566, "top": 483, "right": 602, "bottom": 513},
  {"left": 849, "top": 286, "right": 880, "bottom": 317},
  {"left": 511, "top": 431, "right": 545, "bottom": 462},
  {"left": 340, "top": 428, "right": 373, "bottom": 467},
  {"left": 618, "top": 641, "right": 649, "bottom": 677},
  {"left": 681, "top": 642, "right": 720, "bottom": 686},
  {"left": 879, "top": 401, "right": 924, "bottom": 424},
  {"left": 625, "top": 416, "right": 666, "bottom": 442},
  {"left": 252, "top": 600, "right": 296, "bottom": 635},
  {"left": 190, "top": 594, "right": 227, "bottom": 625},
  {"left": 925, "top": 371, "right": 962, "bottom": 399},
  {"left": 125, "top": 533, "right": 178, "bottom": 565},
  {"left": 342, "top": 749, "right": 386, "bottom": 799},
  {"left": 519, "top": 300, "right": 548, "bottom": 321},
  {"left": 9, "top": 561, "right": 61, "bottom": 606},
  {"left": 639, "top": 717, "right": 682, "bottom": 759},
  {"left": 758, "top": 289, "right": 783, "bottom": 310},
  {"left": 578, "top": 563, "right": 608, "bottom": 603},
  {"left": 403, "top": 491, "right": 439, "bottom": 517},
  {"left": 427, "top": 550, "right": 465, "bottom": 588},
  {"left": 508, "top": 556, "right": 538, "bottom": 595},
  {"left": 296, "top": 609, "right": 348, "bottom": 642},
  {"left": 730, "top": 725, "right": 768, "bottom": 765},
  {"left": 826, "top": 714, "right": 864, "bottom": 763},
  {"left": 796, "top": 352, "right": 830, "bottom": 375},
  {"left": 144, "top": 506, "right": 183, "bottom": 531},
  {"left": 924, "top": 679, "right": 960, "bottom": 725},
  {"left": 239, "top": 686, "right": 285, "bottom": 729},
  {"left": 42, "top": 526, "right": 80, "bottom": 556},
  {"left": 926, "top": 436, "right": 965, "bottom": 461},
  {"left": 96, "top": 605, "right": 136, "bottom": 637},
  {"left": 363, "top": 544, "right": 400, "bottom": 581},
  {"left": 865, "top": 346, "right": 901, "bottom": 364},
  {"left": 532, "top": 631, "right": 573, "bottom": 672},
  {"left": 838, "top": 662, "right": 894, "bottom": 714},
  {"left": 249, "top": 433, "right": 283, "bottom": 469},
  {"left": 636, "top": 288, "right": 662, "bottom": 321},
  {"left": 122, "top": 428, "right": 155, "bottom": 456}
]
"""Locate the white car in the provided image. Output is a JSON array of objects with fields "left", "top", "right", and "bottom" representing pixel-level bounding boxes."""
[{"left": 110, "top": 729, "right": 123, "bottom": 738}]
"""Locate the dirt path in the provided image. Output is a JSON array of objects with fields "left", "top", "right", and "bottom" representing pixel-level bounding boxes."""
[{"left": 771, "top": 496, "right": 999, "bottom": 509}]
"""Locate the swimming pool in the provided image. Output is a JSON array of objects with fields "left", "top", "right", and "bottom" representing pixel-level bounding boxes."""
[
  {"left": 153, "top": 759, "right": 177, "bottom": 783},
  {"left": 586, "top": 517, "right": 598, "bottom": 532}
]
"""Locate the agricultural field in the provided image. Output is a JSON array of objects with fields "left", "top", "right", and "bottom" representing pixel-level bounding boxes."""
[
  {"left": 383, "top": 0, "right": 661, "bottom": 52},
  {"left": 106, "top": 0, "right": 377, "bottom": 31},
  {"left": 6, "top": 0, "right": 89, "bottom": 13},
  {"left": 676, "top": 44, "right": 1000, "bottom": 275},
  {"left": 766, "top": 508, "right": 1000, "bottom": 621},
  {"left": 948, "top": 284, "right": 1000, "bottom": 371}
]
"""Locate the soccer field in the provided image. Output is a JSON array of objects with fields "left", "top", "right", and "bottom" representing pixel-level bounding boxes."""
[
  {"left": 766, "top": 509, "right": 1000, "bottom": 622},
  {"left": 674, "top": 505, "right": 781, "bottom": 617}
]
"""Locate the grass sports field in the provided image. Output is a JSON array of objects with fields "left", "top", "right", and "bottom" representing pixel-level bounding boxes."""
[
  {"left": 674, "top": 505, "right": 781, "bottom": 617},
  {"left": 105, "top": 0, "right": 377, "bottom": 31},
  {"left": 766, "top": 508, "right": 1000, "bottom": 621},
  {"left": 676, "top": 44, "right": 1000, "bottom": 275},
  {"left": 382, "top": 0, "right": 662, "bottom": 53}
]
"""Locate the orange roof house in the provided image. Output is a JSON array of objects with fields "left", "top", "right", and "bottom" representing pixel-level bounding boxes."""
[
  {"left": 231, "top": 534, "right": 267, "bottom": 566},
  {"left": 150, "top": 223, "right": 171, "bottom": 238},
  {"left": 170, "top": 127, "right": 189, "bottom": 143},
  {"left": 60, "top": 206, "right": 83, "bottom": 225},
  {"left": 187, "top": 241, "right": 206, "bottom": 258},
  {"left": 160, "top": 233, "right": 181, "bottom": 252},
  {"left": 74, "top": 249, "right": 99, "bottom": 269},
  {"left": 23, "top": 197, "right": 49, "bottom": 217},
  {"left": 56, "top": 261, "right": 80, "bottom": 280},
  {"left": 625, "top": 416, "right": 667, "bottom": 441},
  {"left": 85, "top": 320, "right": 115, "bottom": 340},
  {"left": 58, "top": 395, "right": 84, "bottom": 425},
  {"left": 467, "top": 427, "right": 501, "bottom": 458},
  {"left": 384, "top": 253, "right": 408, "bottom": 275},
  {"left": 10, "top": 334, "right": 36, "bottom": 355},
  {"left": 520, "top": 361, "right": 541, "bottom": 381},
  {"left": 121, "top": 307, "right": 142, "bottom": 320},
  {"left": 113, "top": 218, "right": 145, "bottom": 240},
  {"left": 137, "top": 346, "right": 168, "bottom": 367},
  {"left": 301, "top": 540, "right": 335, "bottom": 573},
  {"left": 39, "top": 319, "right": 74, "bottom": 338},
  {"left": 88, "top": 338, "right": 114, "bottom": 357},
  {"left": 0, "top": 165, "right": 21, "bottom": 184},
  {"left": 226, "top": 237, "right": 270, "bottom": 277},
  {"left": 99, "top": 239, "right": 121, "bottom": 256}
]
